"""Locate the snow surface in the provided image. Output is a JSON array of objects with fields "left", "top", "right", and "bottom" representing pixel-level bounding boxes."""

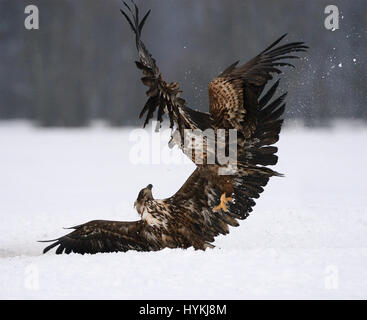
[{"left": 0, "top": 121, "right": 367, "bottom": 299}]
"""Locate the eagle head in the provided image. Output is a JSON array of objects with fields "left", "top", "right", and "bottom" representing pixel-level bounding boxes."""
[{"left": 134, "top": 184, "right": 153, "bottom": 215}]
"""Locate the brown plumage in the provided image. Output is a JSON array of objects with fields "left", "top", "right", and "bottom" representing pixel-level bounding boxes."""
[{"left": 40, "top": 2, "right": 307, "bottom": 254}]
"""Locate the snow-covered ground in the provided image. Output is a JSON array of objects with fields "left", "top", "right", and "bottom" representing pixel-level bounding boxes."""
[{"left": 0, "top": 121, "right": 366, "bottom": 299}]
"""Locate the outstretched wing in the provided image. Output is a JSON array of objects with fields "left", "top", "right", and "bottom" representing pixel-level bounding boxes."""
[
  {"left": 208, "top": 34, "right": 307, "bottom": 137},
  {"left": 120, "top": 2, "right": 211, "bottom": 138},
  {"left": 40, "top": 220, "right": 161, "bottom": 254},
  {"left": 164, "top": 77, "right": 291, "bottom": 249},
  {"left": 164, "top": 164, "right": 278, "bottom": 250}
]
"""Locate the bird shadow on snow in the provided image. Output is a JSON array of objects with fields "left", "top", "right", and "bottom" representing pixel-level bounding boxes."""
[{"left": 0, "top": 247, "right": 43, "bottom": 258}]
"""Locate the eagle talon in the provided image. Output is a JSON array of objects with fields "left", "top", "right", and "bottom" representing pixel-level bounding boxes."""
[{"left": 213, "top": 193, "right": 233, "bottom": 212}]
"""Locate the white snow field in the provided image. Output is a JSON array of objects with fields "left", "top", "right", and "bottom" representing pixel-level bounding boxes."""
[{"left": 0, "top": 121, "right": 366, "bottom": 300}]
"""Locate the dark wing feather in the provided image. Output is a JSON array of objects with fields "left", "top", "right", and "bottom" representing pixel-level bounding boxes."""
[
  {"left": 163, "top": 78, "right": 290, "bottom": 249},
  {"left": 208, "top": 34, "right": 307, "bottom": 137},
  {"left": 163, "top": 163, "right": 278, "bottom": 250},
  {"left": 120, "top": 2, "right": 210, "bottom": 138},
  {"left": 40, "top": 220, "right": 160, "bottom": 254}
]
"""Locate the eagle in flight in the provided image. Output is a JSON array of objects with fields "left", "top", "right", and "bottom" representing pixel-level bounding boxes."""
[{"left": 41, "top": 2, "right": 307, "bottom": 254}]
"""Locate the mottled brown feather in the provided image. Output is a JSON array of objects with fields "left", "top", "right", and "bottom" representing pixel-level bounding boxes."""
[{"left": 40, "top": 4, "right": 307, "bottom": 255}]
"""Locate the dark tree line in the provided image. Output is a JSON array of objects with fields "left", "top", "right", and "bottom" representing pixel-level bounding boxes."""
[{"left": 0, "top": 0, "right": 366, "bottom": 127}]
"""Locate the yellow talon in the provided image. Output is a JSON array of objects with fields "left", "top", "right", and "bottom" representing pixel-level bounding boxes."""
[{"left": 213, "top": 193, "right": 233, "bottom": 212}]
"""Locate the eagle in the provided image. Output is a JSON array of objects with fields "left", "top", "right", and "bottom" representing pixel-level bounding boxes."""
[{"left": 40, "top": 2, "right": 307, "bottom": 254}]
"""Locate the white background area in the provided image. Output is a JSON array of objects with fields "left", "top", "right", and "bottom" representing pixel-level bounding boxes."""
[{"left": 0, "top": 121, "right": 366, "bottom": 299}]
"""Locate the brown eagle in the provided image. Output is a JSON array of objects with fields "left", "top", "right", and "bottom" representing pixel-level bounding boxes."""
[{"left": 41, "top": 2, "right": 307, "bottom": 254}]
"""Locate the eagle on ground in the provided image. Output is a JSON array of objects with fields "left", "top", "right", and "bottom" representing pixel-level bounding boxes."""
[{"left": 41, "top": 2, "right": 307, "bottom": 254}]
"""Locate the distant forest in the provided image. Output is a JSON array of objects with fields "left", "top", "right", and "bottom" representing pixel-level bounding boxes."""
[{"left": 1, "top": 0, "right": 366, "bottom": 127}]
